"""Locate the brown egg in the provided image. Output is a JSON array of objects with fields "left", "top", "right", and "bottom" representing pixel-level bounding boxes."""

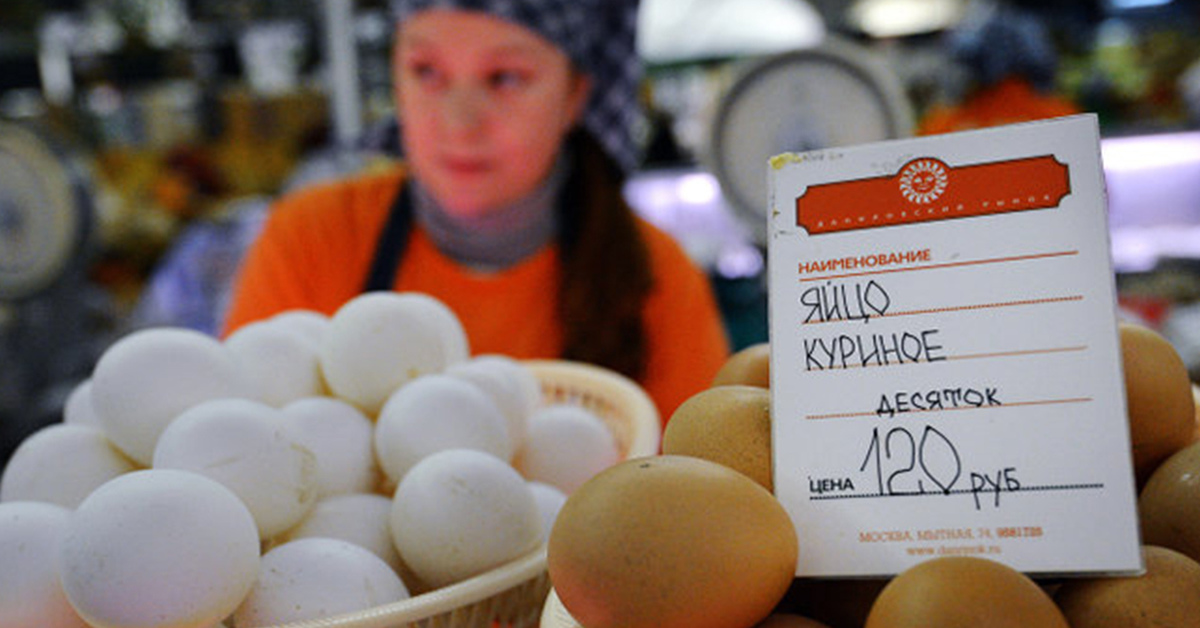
[
  {"left": 1053, "top": 545, "right": 1200, "bottom": 627},
  {"left": 663, "top": 385, "right": 773, "bottom": 491},
  {"left": 547, "top": 455, "right": 798, "bottom": 628},
  {"left": 1139, "top": 440, "right": 1200, "bottom": 564},
  {"left": 864, "top": 556, "right": 1068, "bottom": 628},
  {"left": 713, "top": 342, "right": 771, "bottom": 388},
  {"left": 1119, "top": 322, "right": 1195, "bottom": 486},
  {"left": 756, "top": 613, "right": 832, "bottom": 628}
]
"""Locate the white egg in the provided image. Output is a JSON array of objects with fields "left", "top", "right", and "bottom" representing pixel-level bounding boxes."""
[
  {"left": 391, "top": 291, "right": 470, "bottom": 365},
  {"left": 0, "top": 423, "right": 138, "bottom": 508},
  {"left": 224, "top": 319, "right": 327, "bottom": 407},
  {"left": 527, "top": 481, "right": 567, "bottom": 544},
  {"left": 319, "top": 292, "right": 451, "bottom": 415},
  {"left": 444, "top": 355, "right": 540, "bottom": 451},
  {"left": 514, "top": 404, "right": 619, "bottom": 494},
  {"left": 90, "top": 327, "right": 251, "bottom": 465},
  {"left": 280, "top": 397, "right": 378, "bottom": 497},
  {"left": 62, "top": 379, "right": 99, "bottom": 427},
  {"left": 475, "top": 354, "right": 543, "bottom": 414},
  {"left": 0, "top": 501, "right": 89, "bottom": 628},
  {"left": 233, "top": 537, "right": 409, "bottom": 626},
  {"left": 152, "top": 398, "right": 317, "bottom": 539},
  {"left": 390, "top": 449, "right": 541, "bottom": 589},
  {"left": 268, "top": 309, "right": 330, "bottom": 347},
  {"left": 59, "top": 469, "right": 260, "bottom": 628},
  {"left": 374, "top": 374, "right": 511, "bottom": 489},
  {"left": 275, "top": 493, "right": 405, "bottom": 581}
]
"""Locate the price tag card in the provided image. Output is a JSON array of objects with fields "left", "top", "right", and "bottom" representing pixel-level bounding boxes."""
[{"left": 767, "top": 115, "right": 1142, "bottom": 578}]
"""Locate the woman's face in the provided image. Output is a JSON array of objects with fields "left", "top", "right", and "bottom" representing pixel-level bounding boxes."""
[{"left": 394, "top": 10, "right": 590, "bottom": 217}]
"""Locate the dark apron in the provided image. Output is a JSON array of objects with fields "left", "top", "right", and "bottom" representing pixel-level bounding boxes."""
[{"left": 362, "top": 184, "right": 414, "bottom": 293}]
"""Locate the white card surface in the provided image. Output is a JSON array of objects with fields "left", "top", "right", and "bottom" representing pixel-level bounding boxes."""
[{"left": 767, "top": 115, "right": 1142, "bottom": 578}]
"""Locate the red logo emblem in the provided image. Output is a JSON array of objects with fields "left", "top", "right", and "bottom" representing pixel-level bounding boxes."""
[{"left": 898, "top": 158, "right": 949, "bottom": 204}]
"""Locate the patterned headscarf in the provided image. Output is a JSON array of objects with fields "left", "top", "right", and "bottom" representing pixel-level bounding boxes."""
[
  {"left": 946, "top": 3, "right": 1058, "bottom": 91},
  {"left": 391, "top": 0, "right": 645, "bottom": 174}
]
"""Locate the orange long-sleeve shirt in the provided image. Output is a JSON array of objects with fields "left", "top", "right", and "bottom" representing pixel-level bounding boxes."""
[{"left": 222, "top": 167, "right": 731, "bottom": 424}]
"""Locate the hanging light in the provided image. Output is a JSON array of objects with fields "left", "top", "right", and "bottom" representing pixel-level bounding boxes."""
[
  {"left": 847, "top": 0, "right": 966, "bottom": 39},
  {"left": 637, "top": 0, "right": 826, "bottom": 64}
]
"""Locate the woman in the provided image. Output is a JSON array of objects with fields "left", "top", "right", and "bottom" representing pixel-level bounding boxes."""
[
  {"left": 221, "top": 0, "right": 731, "bottom": 424},
  {"left": 917, "top": 0, "right": 1078, "bottom": 135}
]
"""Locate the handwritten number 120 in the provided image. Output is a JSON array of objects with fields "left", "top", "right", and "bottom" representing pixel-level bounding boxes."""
[{"left": 859, "top": 425, "right": 962, "bottom": 496}]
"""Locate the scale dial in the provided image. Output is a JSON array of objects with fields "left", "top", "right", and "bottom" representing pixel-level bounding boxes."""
[
  {"left": 706, "top": 37, "right": 915, "bottom": 244},
  {"left": 0, "top": 122, "right": 92, "bottom": 301}
]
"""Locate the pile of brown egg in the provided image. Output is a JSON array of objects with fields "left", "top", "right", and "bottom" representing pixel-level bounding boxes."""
[{"left": 546, "top": 320, "right": 1200, "bottom": 628}]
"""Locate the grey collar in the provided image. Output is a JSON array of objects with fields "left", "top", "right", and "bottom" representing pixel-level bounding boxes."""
[{"left": 412, "top": 156, "right": 566, "bottom": 272}]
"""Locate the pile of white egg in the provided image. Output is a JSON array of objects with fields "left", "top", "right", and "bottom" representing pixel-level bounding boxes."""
[{"left": 0, "top": 290, "right": 623, "bottom": 628}]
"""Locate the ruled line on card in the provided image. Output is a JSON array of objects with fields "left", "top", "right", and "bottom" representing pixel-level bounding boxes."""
[
  {"left": 809, "top": 482, "right": 1106, "bottom": 501},
  {"left": 805, "top": 396, "right": 1094, "bottom": 420},
  {"left": 882, "top": 295, "right": 1085, "bottom": 318},
  {"left": 800, "top": 294, "right": 1084, "bottom": 324},
  {"left": 947, "top": 346, "right": 1088, "bottom": 361},
  {"left": 799, "top": 250, "right": 1079, "bottom": 282},
  {"left": 809, "top": 344, "right": 1089, "bottom": 371}
]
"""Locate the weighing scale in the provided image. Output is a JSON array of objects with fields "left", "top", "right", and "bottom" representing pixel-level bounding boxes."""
[
  {"left": 0, "top": 121, "right": 108, "bottom": 465},
  {"left": 705, "top": 36, "right": 916, "bottom": 244}
]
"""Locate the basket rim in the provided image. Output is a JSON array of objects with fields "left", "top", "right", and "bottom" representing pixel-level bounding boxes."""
[
  {"left": 257, "top": 544, "right": 547, "bottom": 628},
  {"left": 539, "top": 588, "right": 583, "bottom": 628},
  {"left": 522, "top": 358, "right": 661, "bottom": 459}
]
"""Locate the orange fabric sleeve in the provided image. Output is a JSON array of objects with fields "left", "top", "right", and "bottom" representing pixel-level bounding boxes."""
[
  {"left": 635, "top": 221, "right": 732, "bottom": 425},
  {"left": 221, "top": 170, "right": 405, "bottom": 333}
]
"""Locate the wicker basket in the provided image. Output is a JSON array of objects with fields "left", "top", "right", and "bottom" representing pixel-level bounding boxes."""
[
  {"left": 539, "top": 589, "right": 583, "bottom": 628},
  {"left": 523, "top": 359, "right": 661, "bottom": 463},
  {"left": 255, "top": 359, "right": 661, "bottom": 628}
]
